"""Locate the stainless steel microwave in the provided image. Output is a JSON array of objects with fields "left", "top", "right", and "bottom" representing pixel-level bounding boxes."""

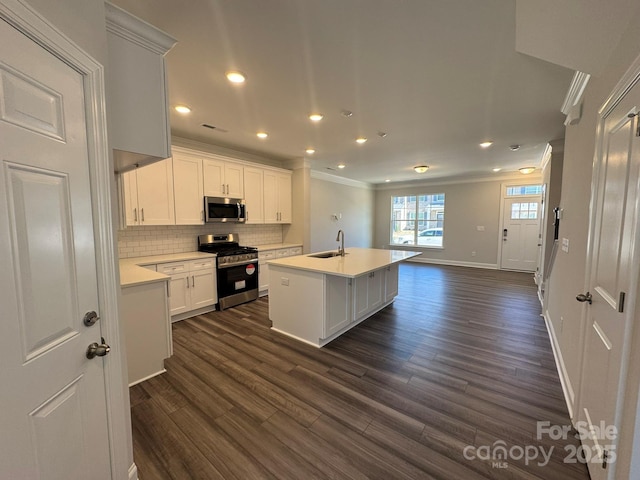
[{"left": 204, "top": 197, "right": 246, "bottom": 223}]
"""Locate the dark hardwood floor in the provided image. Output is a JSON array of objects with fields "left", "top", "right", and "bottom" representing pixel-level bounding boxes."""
[{"left": 130, "top": 263, "right": 591, "bottom": 480}]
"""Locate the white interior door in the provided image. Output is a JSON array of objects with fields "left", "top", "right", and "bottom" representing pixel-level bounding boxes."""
[
  {"left": 500, "top": 196, "right": 541, "bottom": 271},
  {"left": 577, "top": 82, "right": 640, "bottom": 480},
  {"left": 0, "top": 18, "right": 111, "bottom": 478}
]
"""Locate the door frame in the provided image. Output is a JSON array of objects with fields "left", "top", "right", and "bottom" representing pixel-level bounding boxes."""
[
  {"left": 577, "top": 52, "right": 640, "bottom": 479},
  {"left": 0, "top": 1, "right": 134, "bottom": 479},
  {"left": 497, "top": 180, "right": 543, "bottom": 271}
]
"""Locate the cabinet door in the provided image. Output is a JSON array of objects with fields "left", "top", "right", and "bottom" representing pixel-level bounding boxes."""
[
  {"left": 168, "top": 272, "right": 190, "bottom": 316},
  {"left": 225, "top": 162, "right": 244, "bottom": 198},
  {"left": 190, "top": 268, "right": 216, "bottom": 309},
  {"left": 324, "top": 276, "right": 352, "bottom": 338},
  {"left": 277, "top": 173, "right": 292, "bottom": 223},
  {"left": 263, "top": 170, "right": 279, "bottom": 223},
  {"left": 368, "top": 269, "right": 384, "bottom": 312},
  {"left": 203, "top": 158, "right": 225, "bottom": 197},
  {"left": 384, "top": 264, "right": 399, "bottom": 302},
  {"left": 172, "top": 154, "right": 204, "bottom": 225},
  {"left": 244, "top": 167, "right": 264, "bottom": 224},
  {"left": 122, "top": 169, "right": 139, "bottom": 226},
  {"left": 258, "top": 262, "right": 270, "bottom": 295},
  {"left": 353, "top": 274, "right": 369, "bottom": 319},
  {"left": 136, "top": 158, "right": 175, "bottom": 225}
]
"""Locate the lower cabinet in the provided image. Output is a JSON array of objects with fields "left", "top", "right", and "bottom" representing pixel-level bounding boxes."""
[
  {"left": 324, "top": 276, "right": 353, "bottom": 337},
  {"left": 353, "top": 269, "right": 384, "bottom": 319},
  {"left": 157, "top": 258, "right": 216, "bottom": 319},
  {"left": 120, "top": 280, "right": 171, "bottom": 386},
  {"left": 384, "top": 264, "right": 399, "bottom": 302},
  {"left": 258, "top": 246, "right": 302, "bottom": 296}
]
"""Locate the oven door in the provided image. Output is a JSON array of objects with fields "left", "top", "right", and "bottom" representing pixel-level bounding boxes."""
[{"left": 216, "top": 260, "right": 258, "bottom": 309}]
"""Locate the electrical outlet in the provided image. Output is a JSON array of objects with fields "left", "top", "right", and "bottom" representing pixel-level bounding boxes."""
[
  {"left": 471, "top": 251, "right": 477, "bottom": 257},
  {"left": 476, "top": 226, "right": 485, "bottom": 231},
  {"left": 281, "top": 277, "right": 289, "bottom": 286}
]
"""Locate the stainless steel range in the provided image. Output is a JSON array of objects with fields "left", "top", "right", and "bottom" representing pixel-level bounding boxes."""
[{"left": 197, "top": 234, "right": 259, "bottom": 310}]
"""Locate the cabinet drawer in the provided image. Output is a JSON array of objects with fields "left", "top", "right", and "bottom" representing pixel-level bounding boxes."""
[
  {"left": 157, "top": 261, "right": 188, "bottom": 274},
  {"left": 289, "top": 247, "right": 302, "bottom": 256},
  {"left": 259, "top": 250, "right": 276, "bottom": 262},
  {"left": 276, "top": 249, "right": 290, "bottom": 258},
  {"left": 189, "top": 258, "right": 215, "bottom": 270}
]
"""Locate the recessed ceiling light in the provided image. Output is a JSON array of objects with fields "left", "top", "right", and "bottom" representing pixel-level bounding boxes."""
[
  {"left": 309, "top": 114, "right": 323, "bottom": 122},
  {"left": 256, "top": 131, "right": 268, "bottom": 139},
  {"left": 356, "top": 137, "right": 367, "bottom": 144},
  {"left": 337, "top": 164, "right": 346, "bottom": 169},
  {"left": 385, "top": 179, "right": 391, "bottom": 182},
  {"left": 305, "top": 148, "right": 315, "bottom": 154},
  {"left": 174, "top": 105, "right": 191, "bottom": 114},
  {"left": 480, "top": 141, "right": 493, "bottom": 148},
  {"left": 492, "top": 168, "right": 502, "bottom": 172},
  {"left": 519, "top": 167, "right": 536, "bottom": 174},
  {"left": 226, "top": 71, "right": 246, "bottom": 84},
  {"left": 414, "top": 165, "right": 429, "bottom": 173}
]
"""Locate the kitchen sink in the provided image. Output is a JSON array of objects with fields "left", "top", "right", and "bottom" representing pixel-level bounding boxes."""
[{"left": 307, "top": 251, "right": 347, "bottom": 258}]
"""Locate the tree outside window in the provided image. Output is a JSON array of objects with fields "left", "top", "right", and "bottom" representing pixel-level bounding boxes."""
[{"left": 390, "top": 194, "right": 445, "bottom": 247}]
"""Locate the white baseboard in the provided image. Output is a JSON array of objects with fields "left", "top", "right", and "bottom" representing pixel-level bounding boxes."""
[
  {"left": 542, "top": 311, "right": 575, "bottom": 419},
  {"left": 407, "top": 257, "right": 498, "bottom": 270},
  {"left": 129, "top": 463, "right": 138, "bottom": 480}
]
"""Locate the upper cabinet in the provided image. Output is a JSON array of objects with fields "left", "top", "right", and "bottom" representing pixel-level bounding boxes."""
[
  {"left": 123, "top": 158, "right": 175, "bottom": 226},
  {"left": 264, "top": 170, "right": 292, "bottom": 224},
  {"left": 172, "top": 150, "right": 204, "bottom": 225},
  {"left": 105, "top": 2, "right": 177, "bottom": 173},
  {"left": 203, "top": 157, "right": 244, "bottom": 198},
  {"left": 243, "top": 167, "right": 264, "bottom": 224}
]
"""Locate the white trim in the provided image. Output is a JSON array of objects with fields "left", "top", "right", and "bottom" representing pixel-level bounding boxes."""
[
  {"left": 375, "top": 171, "right": 542, "bottom": 190},
  {"left": 0, "top": 1, "right": 133, "bottom": 478},
  {"left": 561, "top": 71, "right": 590, "bottom": 126},
  {"left": 542, "top": 312, "right": 575, "bottom": 419},
  {"left": 540, "top": 143, "right": 553, "bottom": 171},
  {"left": 105, "top": 2, "right": 176, "bottom": 54},
  {"left": 128, "top": 463, "right": 139, "bottom": 480},
  {"left": 128, "top": 369, "right": 167, "bottom": 387},
  {"left": 310, "top": 169, "right": 373, "bottom": 189},
  {"left": 407, "top": 257, "right": 498, "bottom": 270}
]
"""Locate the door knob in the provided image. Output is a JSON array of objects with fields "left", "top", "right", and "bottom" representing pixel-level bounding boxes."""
[
  {"left": 576, "top": 292, "right": 593, "bottom": 304},
  {"left": 86, "top": 337, "right": 111, "bottom": 359}
]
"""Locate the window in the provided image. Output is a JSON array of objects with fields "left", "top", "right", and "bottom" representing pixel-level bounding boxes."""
[
  {"left": 511, "top": 202, "right": 539, "bottom": 219},
  {"left": 506, "top": 185, "right": 542, "bottom": 196},
  {"left": 391, "top": 194, "right": 445, "bottom": 247}
]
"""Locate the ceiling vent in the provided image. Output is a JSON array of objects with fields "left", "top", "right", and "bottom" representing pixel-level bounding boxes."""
[{"left": 202, "top": 123, "right": 228, "bottom": 133}]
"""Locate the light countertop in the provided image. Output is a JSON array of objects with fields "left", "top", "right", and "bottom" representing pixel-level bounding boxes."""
[
  {"left": 120, "top": 252, "right": 215, "bottom": 288},
  {"left": 266, "top": 247, "right": 422, "bottom": 278},
  {"left": 256, "top": 243, "right": 303, "bottom": 251}
]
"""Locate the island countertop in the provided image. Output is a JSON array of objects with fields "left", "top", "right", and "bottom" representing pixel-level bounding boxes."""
[{"left": 266, "top": 247, "right": 421, "bottom": 278}]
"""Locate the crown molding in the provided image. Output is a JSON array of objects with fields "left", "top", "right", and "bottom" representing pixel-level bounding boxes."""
[
  {"left": 374, "top": 171, "right": 541, "bottom": 190},
  {"left": 310, "top": 170, "right": 373, "bottom": 189},
  {"left": 105, "top": 1, "right": 176, "bottom": 55},
  {"left": 561, "top": 71, "right": 590, "bottom": 125}
]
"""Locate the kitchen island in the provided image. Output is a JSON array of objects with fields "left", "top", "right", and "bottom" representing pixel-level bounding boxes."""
[{"left": 267, "top": 247, "right": 421, "bottom": 347}]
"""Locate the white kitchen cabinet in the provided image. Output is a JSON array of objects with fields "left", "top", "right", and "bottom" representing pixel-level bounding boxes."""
[
  {"left": 264, "top": 170, "right": 292, "bottom": 223},
  {"left": 158, "top": 258, "right": 216, "bottom": 319},
  {"left": 172, "top": 151, "right": 204, "bottom": 225},
  {"left": 106, "top": 2, "right": 176, "bottom": 173},
  {"left": 354, "top": 269, "right": 384, "bottom": 319},
  {"left": 258, "top": 246, "right": 303, "bottom": 296},
  {"left": 120, "top": 279, "right": 172, "bottom": 385},
  {"left": 203, "top": 157, "right": 244, "bottom": 198},
  {"left": 123, "top": 158, "right": 175, "bottom": 226},
  {"left": 324, "top": 276, "right": 353, "bottom": 337},
  {"left": 243, "top": 166, "right": 264, "bottom": 224},
  {"left": 384, "top": 264, "right": 399, "bottom": 302}
]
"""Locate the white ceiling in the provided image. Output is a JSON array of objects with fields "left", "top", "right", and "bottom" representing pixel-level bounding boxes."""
[{"left": 112, "top": 0, "right": 575, "bottom": 184}]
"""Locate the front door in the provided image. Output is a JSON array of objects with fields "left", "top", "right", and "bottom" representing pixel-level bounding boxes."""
[
  {"left": 500, "top": 194, "right": 541, "bottom": 271},
  {"left": 577, "top": 81, "right": 640, "bottom": 480},
  {"left": 0, "top": 18, "right": 111, "bottom": 478}
]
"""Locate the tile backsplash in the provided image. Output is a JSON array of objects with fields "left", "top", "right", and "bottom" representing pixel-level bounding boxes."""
[{"left": 118, "top": 224, "right": 283, "bottom": 258}]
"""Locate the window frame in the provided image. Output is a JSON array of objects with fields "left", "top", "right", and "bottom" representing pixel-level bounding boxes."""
[{"left": 390, "top": 193, "right": 445, "bottom": 248}]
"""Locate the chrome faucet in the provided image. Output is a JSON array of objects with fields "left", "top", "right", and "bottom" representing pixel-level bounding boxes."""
[{"left": 336, "top": 229, "right": 345, "bottom": 256}]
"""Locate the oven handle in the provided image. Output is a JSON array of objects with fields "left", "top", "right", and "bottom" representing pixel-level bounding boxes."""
[{"left": 218, "top": 259, "right": 258, "bottom": 269}]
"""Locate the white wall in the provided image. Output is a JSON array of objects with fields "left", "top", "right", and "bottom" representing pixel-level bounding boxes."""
[
  {"left": 309, "top": 172, "right": 374, "bottom": 253},
  {"left": 373, "top": 176, "right": 541, "bottom": 268},
  {"left": 543, "top": 5, "right": 640, "bottom": 477}
]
